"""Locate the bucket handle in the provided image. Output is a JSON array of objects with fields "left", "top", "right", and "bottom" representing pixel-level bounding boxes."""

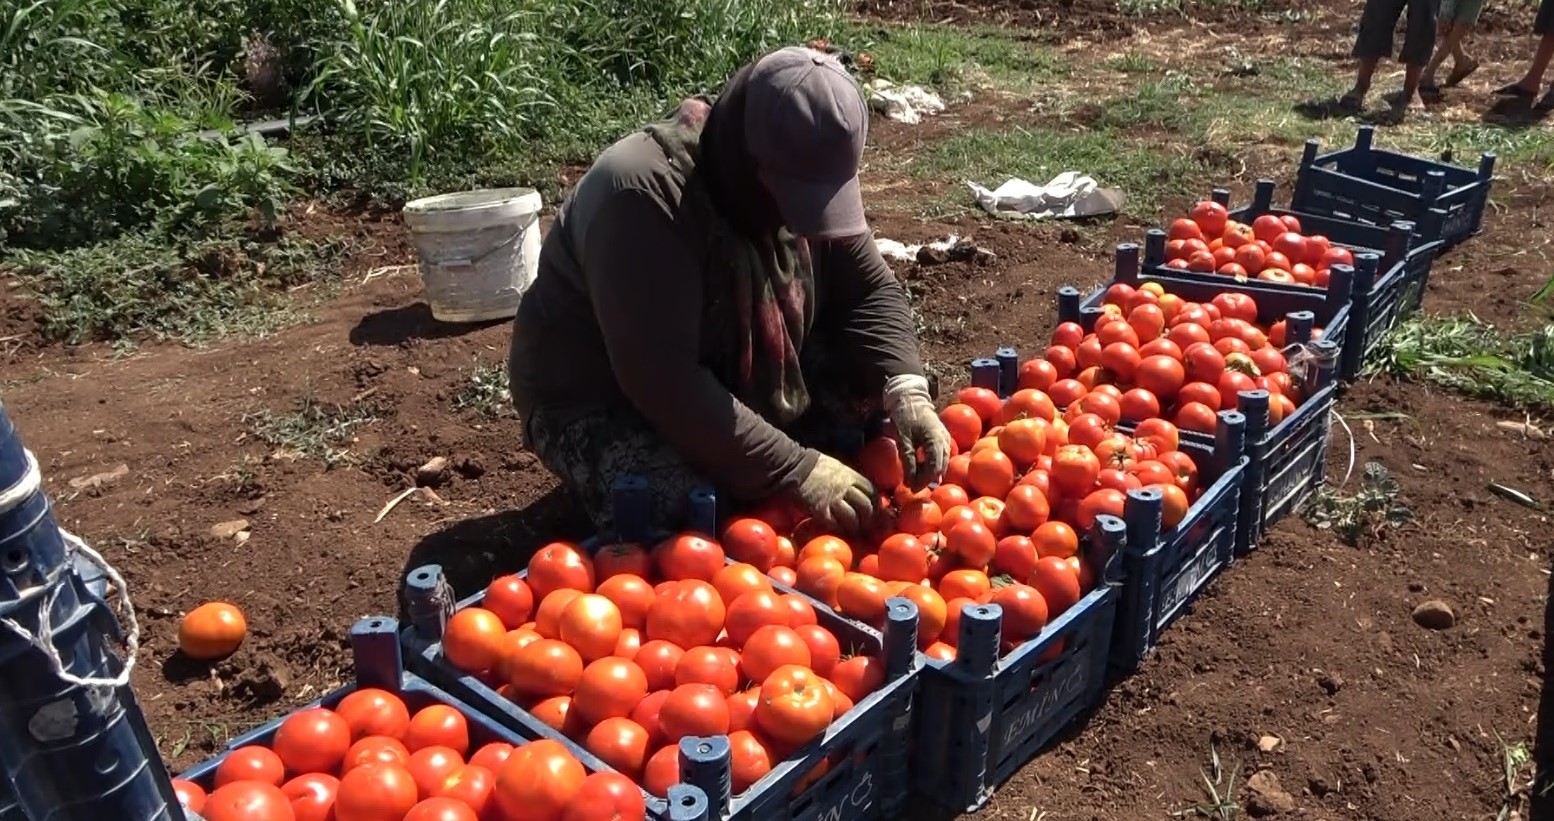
[{"left": 422, "top": 215, "right": 536, "bottom": 272}]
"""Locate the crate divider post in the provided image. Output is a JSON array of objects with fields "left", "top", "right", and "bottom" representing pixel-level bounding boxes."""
[
  {"left": 1286, "top": 310, "right": 1315, "bottom": 347},
  {"left": 667, "top": 785, "right": 712, "bottom": 821},
  {"left": 1056, "top": 286, "right": 1083, "bottom": 324},
  {"left": 1211, "top": 187, "right": 1231, "bottom": 207},
  {"left": 995, "top": 348, "right": 1020, "bottom": 397},
  {"left": 969, "top": 358, "right": 1001, "bottom": 392}
]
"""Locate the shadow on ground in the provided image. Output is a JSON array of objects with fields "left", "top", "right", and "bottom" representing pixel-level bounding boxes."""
[
  {"left": 395, "top": 485, "right": 591, "bottom": 619},
  {"left": 350, "top": 303, "right": 509, "bottom": 347}
]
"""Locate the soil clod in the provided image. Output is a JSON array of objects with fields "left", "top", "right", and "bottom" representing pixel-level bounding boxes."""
[{"left": 1412, "top": 600, "right": 1456, "bottom": 630}]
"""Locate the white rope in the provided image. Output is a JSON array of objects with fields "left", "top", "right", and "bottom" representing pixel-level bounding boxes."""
[
  {"left": 1328, "top": 410, "right": 1359, "bottom": 490},
  {"left": 0, "top": 449, "right": 139, "bottom": 689}
]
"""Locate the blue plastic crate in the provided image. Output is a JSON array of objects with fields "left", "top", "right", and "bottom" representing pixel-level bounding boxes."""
[
  {"left": 1062, "top": 280, "right": 1343, "bottom": 559},
  {"left": 400, "top": 484, "right": 923, "bottom": 821},
  {"left": 176, "top": 617, "right": 715, "bottom": 821},
  {"left": 911, "top": 516, "right": 1124, "bottom": 815},
  {"left": 1292, "top": 125, "right": 1495, "bottom": 249}
]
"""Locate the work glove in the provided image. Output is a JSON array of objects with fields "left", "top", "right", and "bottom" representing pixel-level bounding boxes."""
[
  {"left": 794, "top": 453, "right": 876, "bottom": 534},
  {"left": 884, "top": 374, "right": 951, "bottom": 491}
]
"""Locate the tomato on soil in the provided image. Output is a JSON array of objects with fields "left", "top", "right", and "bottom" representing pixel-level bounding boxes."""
[{"left": 179, "top": 601, "right": 248, "bottom": 660}]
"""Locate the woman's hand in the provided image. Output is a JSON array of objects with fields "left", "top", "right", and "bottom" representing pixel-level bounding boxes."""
[
  {"left": 884, "top": 374, "right": 951, "bottom": 490},
  {"left": 794, "top": 453, "right": 876, "bottom": 534}
]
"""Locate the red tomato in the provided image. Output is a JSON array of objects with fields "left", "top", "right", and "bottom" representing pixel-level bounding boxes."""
[
  {"left": 830, "top": 656, "right": 885, "bottom": 704},
  {"left": 527, "top": 542, "right": 596, "bottom": 600},
  {"left": 468, "top": 743, "right": 513, "bottom": 773},
  {"left": 1029, "top": 557, "right": 1083, "bottom": 617},
  {"left": 584, "top": 717, "right": 652, "bottom": 778},
  {"left": 215, "top": 747, "right": 285, "bottom": 788},
  {"left": 408, "top": 746, "right": 465, "bottom": 800},
  {"left": 659, "top": 683, "right": 731, "bottom": 743},
  {"left": 335, "top": 762, "right": 420, "bottom": 821},
  {"left": 754, "top": 665, "right": 835, "bottom": 748},
  {"left": 406, "top": 705, "right": 470, "bottom": 756},
  {"left": 335, "top": 689, "right": 412, "bottom": 742},
  {"left": 435, "top": 764, "right": 495, "bottom": 816},
  {"left": 721, "top": 518, "right": 781, "bottom": 572},
  {"left": 485, "top": 575, "right": 536, "bottom": 629},
  {"left": 986, "top": 584, "right": 1050, "bottom": 643},
  {"left": 644, "top": 580, "right": 726, "bottom": 648},
  {"left": 203, "top": 781, "right": 294, "bottom": 821},
  {"left": 641, "top": 746, "right": 679, "bottom": 799},
  {"left": 653, "top": 533, "right": 727, "bottom": 581},
  {"left": 1190, "top": 200, "right": 1228, "bottom": 236},
  {"left": 282, "top": 773, "right": 338, "bottom": 821},
  {"left": 564, "top": 772, "right": 647, "bottom": 821},
  {"left": 493, "top": 740, "right": 586, "bottom": 821},
  {"left": 403, "top": 797, "right": 478, "bottom": 821},
  {"left": 792, "top": 624, "right": 841, "bottom": 678},
  {"left": 172, "top": 778, "right": 207, "bottom": 814},
  {"left": 593, "top": 542, "right": 651, "bottom": 580},
  {"left": 273, "top": 708, "right": 352, "bottom": 775},
  {"left": 343, "top": 736, "right": 411, "bottom": 772}
]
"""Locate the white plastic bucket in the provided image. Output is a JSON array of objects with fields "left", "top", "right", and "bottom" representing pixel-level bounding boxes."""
[{"left": 402, "top": 188, "right": 544, "bottom": 323}]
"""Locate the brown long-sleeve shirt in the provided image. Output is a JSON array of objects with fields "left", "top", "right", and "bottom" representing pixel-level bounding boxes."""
[{"left": 508, "top": 130, "right": 922, "bottom": 500}]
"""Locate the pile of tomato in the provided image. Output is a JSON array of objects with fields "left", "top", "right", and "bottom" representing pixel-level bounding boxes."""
[
  {"left": 438, "top": 544, "right": 890, "bottom": 804},
  {"left": 1160, "top": 199, "right": 1358, "bottom": 288},
  {"left": 168, "top": 690, "right": 635, "bottom": 821},
  {"left": 1037, "top": 280, "right": 1314, "bottom": 433},
  {"left": 707, "top": 381, "right": 1203, "bottom": 665}
]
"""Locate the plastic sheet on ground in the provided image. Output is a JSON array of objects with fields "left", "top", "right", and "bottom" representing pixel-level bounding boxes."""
[
  {"left": 865, "top": 79, "right": 947, "bottom": 125},
  {"left": 967, "top": 172, "right": 1124, "bottom": 220},
  {"left": 874, "top": 234, "right": 962, "bottom": 263}
]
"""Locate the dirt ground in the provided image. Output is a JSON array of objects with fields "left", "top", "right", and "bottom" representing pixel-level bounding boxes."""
[{"left": 2, "top": 0, "right": 1551, "bottom": 818}]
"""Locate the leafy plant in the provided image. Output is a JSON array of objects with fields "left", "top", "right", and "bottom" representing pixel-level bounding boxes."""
[
  {"left": 1370, "top": 311, "right": 1554, "bottom": 413},
  {"left": 455, "top": 360, "right": 514, "bottom": 418},
  {"left": 243, "top": 395, "right": 383, "bottom": 466},
  {"left": 1302, "top": 461, "right": 1414, "bottom": 546}
]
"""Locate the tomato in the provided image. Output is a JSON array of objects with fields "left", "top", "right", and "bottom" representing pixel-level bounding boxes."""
[
  {"left": 171, "top": 778, "right": 207, "bottom": 813},
  {"left": 1167, "top": 218, "right": 1203, "bottom": 241},
  {"left": 505, "top": 638, "right": 584, "bottom": 699},
  {"left": 1051, "top": 445, "right": 1101, "bottom": 497},
  {"left": 343, "top": 735, "right": 411, "bottom": 772},
  {"left": 857, "top": 434, "right": 906, "bottom": 491},
  {"left": 660, "top": 683, "right": 731, "bottom": 742},
  {"left": 179, "top": 601, "right": 250, "bottom": 662},
  {"left": 1029, "top": 557, "right": 1083, "bottom": 617},
  {"left": 896, "top": 497, "right": 943, "bottom": 536},
  {"left": 444, "top": 607, "right": 509, "bottom": 674},
  {"left": 278, "top": 773, "right": 337, "bottom": 821},
  {"left": 533, "top": 589, "right": 583, "bottom": 639},
  {"left": 652, "top": 533, "right": 726, "bottom": 581},
  {"left": 1051, "top": 321, "right": 1086, "bottom": 348},
  {"left": 966, "top": 449, "right": 1016, "bottom": 499},
  {"left": 924, "top": 642, "right": 957, "bottom": 661},
  {"left": 721, "top": 518, "right": 781, "bottom": 572},
  {"left": 997, "top": 418, "right": 1047, "bottom": 466},
  {"left": 957, "top": 387, "right": 1003, "bottom": 425},
  {"left": 573, "top": 656, "right": 650, "bottom": 724},
  {"left": 830, "top": 656, "right": 885, "bottom": 704},
  {"left": 1322, "top": 246, "right": 1354, "bottom": 269},
  {"left": 1018, "top": 359, "right": 1059, "bottom": 392},
  {"left": 741, "top": 625, "right": 812, "bottom": 682},
  {"left": 645, "top": 579, "right": 726, "bottom": 648},
  {"left": 630, "top": 690, "right": 671, "bottom": 746},
  {"left": 938, "top": 569, "right": 991, "bottom": 603},
  {"left": 555, "top": 593, "right": 622, "bottom": 662},
  {"left": 940, "top": 404, "right": 984, "bottom": 451},
  {"left": 216, "top": 747, "right": 285, "bottom": 788},
  {"left": 1002, "top": 485, "right": 1050, "bottom": 532},
  {"left": 590, "top": 575, "right": 653, "bottom": 634},
  {"left": 713, "top": 729, "right": 773, "bottom": 796},
  {"left": 779, "top": 625, "right": 837, "bottom": 683},
  {"left": 676, "top": 645, "right": 740, "bottom": 694},
  {"left": 1158, "top": 483, "right": 1191, "bottom": 528},
  {"left": 1158, "top": 451, "right": 1201, "bottom": 494},
  {"left": 406, "top": 746, "right": 464, "bottom": 800},
  {"left": 272, "top": 707, "right": 352, "bottom": 775},
  {"left": 870, "top": 533, "right": 924, "bottom": 583},
  {"left": 970, "top": 496, "right": 1008, "bottom": 535},
  {"left": 992, "top": 534, "right": 1039, "bottom": 581},
  {"left": 945, "top": 519, "right": 996, "bottom": 568},
  {"left": 896, "top": 584, "right": 949, "bottom": 645},
  {"left": 724, "top": 589, "right": 790, "bottom": 647},
  {"left": 713, "top": 562, "right": 772, "bottom": 606},
  {"left": 483, "top": 575, "right": 536, "bottom": 630},
  {"left": 727, "top": 687, "right": 761, "bottom": 733},
  {"left": 793, "top": 556, "right": 847, "bottom": 608},
  {"left": 798, "top": 535, "right": 854, "bottom": 569},
  {"left": 564, "top": 772, "right": 647, "bottom": 821},
  {"left": 625, "top": 639, "right": 684, "bottom": 692},
  {"left": 527, "top": 542, "right": 595, "bottom": 601},
  {"left": 754, "top": 665, "right": 834, "bottom": 748},
  {"left": 835, "top": 573, "right": 891, "bottom": 627},
  {"left": 469, "top": 743, "right": 513, "bottom": 773},
  {"left": 986, "top": 584, "right": 1050, "bottom": 644},
  {"left": 642, "top": 745, "right": 680, "bottom": 798},
  {"left": 588, "top": 543, "right": 647, "bottom": 582},
  {"left": 1190, "top": 200, "right": 1228, "bottom": 236},
  {"left": 435, "top": 764, "right": 494, "bottom": 815},
  {"left": 203, "top": 781, "right": 294, "bottom": 821},
  {"left": 493, "top": 740, "right": 586, "bottom": 821},
  {"left": 403, "top": 797, "right": 477, "bottom": 821},
  {"left": 335, "top": 763, "right": 420, "bottom": 821},
  {"left": 332, "top": 690, "right": 411, "bottom": 747},
  {"left": 584, "top": 717, "right": 652, "bottom": 778},
  {"left": 1077, "top": 488, "right": 1126, "bottom": 532}
]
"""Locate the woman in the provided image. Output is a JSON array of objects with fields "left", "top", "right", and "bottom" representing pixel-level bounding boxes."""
[{"left": 507, "top": 46, "right": 950, "bottom": 535}]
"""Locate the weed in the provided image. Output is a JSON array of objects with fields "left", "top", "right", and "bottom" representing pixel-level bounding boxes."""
[
  {"left": 1495, "top": 733, "right": 1536, "bottom": 821},
  {"left": 844, "top": 23, "right": 1069, "bottom": 92},
  {"left": 455, "top": 360, "right": 514, "bottom": 418},
  {"left": 1172, "top": 742, "right": 1241, "bottom": 819},
  {"left": 1302, "top": 461, "right": 1414, "bottom": 546},
  {"left": 4, "top": 230, "right": 349, "bottom": 344},
  {"left": 242, "top": 394, "right": 382, "bottom": 466},
  {"left": 1118, "top": 0, "right": 1184, "bottom": 15},
  {"left": 1105, "top": 53, "right": 1159, "bottom": 74},
  {"left": 1371, "top": 314, "right": 1554, "bottom": 412}
]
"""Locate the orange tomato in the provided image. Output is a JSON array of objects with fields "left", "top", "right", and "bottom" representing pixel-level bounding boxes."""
[
  {"left": 335, "top": 688, "right": 411, "bottom": 743},
  {"left": 835, "top": 573, "right": 890, "bottom": 626},
  {"left": 675, "top": 646, "right": 741, "bottom": 694},
  {"left": 584, "top": 717, "right": 652, "bottom": 778},
  {"left": 444, "top": 607, "right": 509, "bottom": 673},
  {"left": 938, "top": 569, "right": 991, "bottom": 603},
  {"left": 178, "top": 601, "right": 247, "bottom": 659},
  {"left": 798, "top": 535, "right": 854, "bottom": 569},
  {"left": 896, "top": 584, "right": 948, "bottom": 644},
  {"left": 712, "top": 562, "right": 772, "bottom": 605},
  {"left": 1033, "top": 521, "right": 1079, "bottom": 559},
  {"left": 986, "top": 584, "right": 1050, "bottom": 644},
  {"left": 727, "top": 730, "right": 775, "bottom": 794},
  {"left": 793, "top": 557, "right": 847, "bottom": 608},
  {"left": 755, "top": 665, "right": 835, "bottom": 748},
  {"left": 792, "top": 624, "right": 841, "bottom": 678},
  {"left": 659, "top": 683, "right": 731, "bottom": 743},
  {"left": 741, "top": 625, "right": 813, "bottom": 682},
  {"left": 1030, "top": 557, "right": 1083, "bottom": 618},
  {"left": 526, "top": 542, "right": 595, "bottom": 601},
  {"left": 595, "top": 574, "right": 655, "bottom": 632},
  {"left": 574, "top": 657, "right": 650, "bottom": 725}
]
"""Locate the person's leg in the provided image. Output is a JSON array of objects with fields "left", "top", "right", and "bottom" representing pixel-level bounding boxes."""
[
  {"left": 1392, "top": 0, "right": 1438, "bottom": 106},
  {"left": 1421, "top": 19, "right": 1454, "bottom": 89},
  {"left": 1346, "top": 0, "right": 1409, "bottom": 106},
  {"left": 1499, "top": 0, "right": 1554, "bottom": 96},
  {"left": 524, "top": 404, "right": 705, "bottom": 536}
]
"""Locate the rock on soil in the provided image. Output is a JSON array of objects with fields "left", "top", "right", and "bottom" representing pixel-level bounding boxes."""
[
  {"left": 1412, "top": 600, "right": 1456, "bottom": 630},
  {"left": 1246, "top": 770, "right": 1296, "bottom": 816}
]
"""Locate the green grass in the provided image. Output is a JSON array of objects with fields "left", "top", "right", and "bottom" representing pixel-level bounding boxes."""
[
  {"left": 843, "top": 23, "right": 1069, "bottom": 91},
  {"left": 912, "top": 124, "right": 1213, "bottom": 219},
  {"left": 243, "top": 394, "right": 383, "bottom": 466},
  {"left": 455, "top": 360, "right": 514, "bottom": 418},
  {"left": 1370, "top": 315, "right": 1554, "bottom": 412}
]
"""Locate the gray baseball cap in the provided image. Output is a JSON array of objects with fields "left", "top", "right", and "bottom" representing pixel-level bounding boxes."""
[{"left": 744, "top": 46, "right": 870, "bottom": 240}]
